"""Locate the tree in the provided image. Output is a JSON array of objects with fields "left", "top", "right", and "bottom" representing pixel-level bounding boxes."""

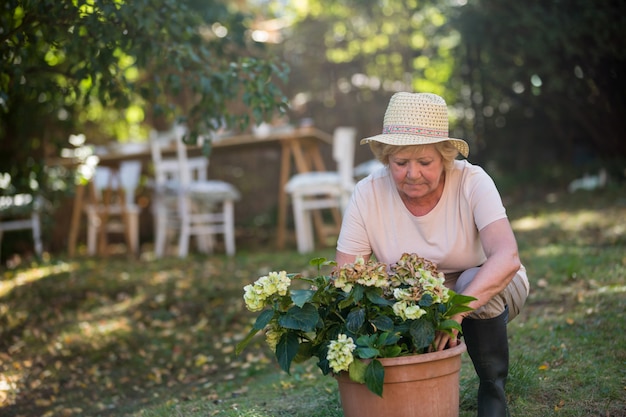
[
  {"left": 0, "top": 0, "right": 288, "bottom": 195},
  {"left": 449, "top": 0, "right": 626, "bottom": 174},
  {"left": 260, "top": 0, "right": 626, "bottom": 182},
  {"left": 254, "top": 0, "right": 463, "bottom": 162}
]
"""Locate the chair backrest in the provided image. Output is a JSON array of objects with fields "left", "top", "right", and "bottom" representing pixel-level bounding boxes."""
[
  {"left": 150, "top": 125, "right": 208, "bottom": 188},
  {"left": 92, "top": 160, "right": 142, "bottom": 206},
  {"left": 332, "top": 126, "right": 357, "bottom": 190},
  {"left": 150, "top": 128, "right": 180, "bottom": 186}
]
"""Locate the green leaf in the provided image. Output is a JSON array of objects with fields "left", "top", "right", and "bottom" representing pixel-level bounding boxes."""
[
  {"left": 380, "top": 345, "right": 403, "bottom": 357},
  {"left": 235, "top": 328, "right": 259, "bottom": 354},
  {"left": 346, "top": 308, "right": 365, "bottom": 333},
  {"left": 379, "top": 332, "right": 401, "bottom": 346},
  {"left": 449, "top": 293, "right": 478, "bottom": 305},
  {"left": 294, "top": 341, "right": 314, "bottom": 363},
  {"left": 355, "top": 347, "right": 379, "bottom": 359},
  {"left": 276, "top": 332, "right": 300, "bottom": 374},
  {"left": 365, "top": 288, "right": 394, "bottom": 306},
  {"left": 351, "top": 284, "right": 364, "bottom": 303},
  {"left": 418, "top": 293, "right": 434, "bottom": 308},
  {"left": 409, "top": 320, "right": 435, "bottom": 350},
  {"left": 279, "top": 303, "right": 319, "bottom": 332},
  {"left": 446, "top": 305, "right": 475, "bottom": 317},
  {"left": 370, "top": 315, "right": 394, "bottom": 332},
  {"left": 437, "top": 319, "right": 462, "bottom": 333},
  {"left": 253, "top": 309, "right": 274, "bottom": 330},
  {"left": 309, "top": 257, "right": 327, "bottom": 267},
  {"left": 348, "top": 359, "right": 368, "bottom": 383},
  {"left": 338, "top": 297, "right": 354, "bottom": 310},
  {"left": 290, "top": 289, "right": 315, "bottom": 308},
  {"left": 356, "top": 333, "right": 376, "bottom": 347},
  {"left": 364, "top": 359, "right": 385, "bottom": 397}
]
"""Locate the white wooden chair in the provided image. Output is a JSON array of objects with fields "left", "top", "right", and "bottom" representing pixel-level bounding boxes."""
[
  {"left": 285, "top": 126, "right": 357, "bottom": 253},
  {"left": 0, "top": 194, "right": 43, "bottom": 258},
  {"left": 83, "top": 160, "right": 142, "bottom": 256},
  {"left": 150, "top": 126, "right": 240, "bottom": 258},
  {"left": 354, "top": 158, "right": 385, "bottom": 179}
]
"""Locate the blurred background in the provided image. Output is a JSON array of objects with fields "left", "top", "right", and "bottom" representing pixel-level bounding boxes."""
[{"left": 1, "top": 0, "right": 625, "bottom": 259}]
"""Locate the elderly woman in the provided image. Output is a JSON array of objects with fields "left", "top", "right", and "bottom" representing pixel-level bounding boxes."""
[{"left": 336, "top": 92, "right": 529, "bottom": 417}]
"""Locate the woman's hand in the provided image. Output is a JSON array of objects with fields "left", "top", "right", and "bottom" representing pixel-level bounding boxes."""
[{"left": 432, "top": 313, "right": 464, "bottom": 351}]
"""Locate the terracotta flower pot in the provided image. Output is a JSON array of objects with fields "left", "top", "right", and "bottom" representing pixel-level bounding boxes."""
[{"left": 336, "top": 341, "right": 466, "bottom": 417}]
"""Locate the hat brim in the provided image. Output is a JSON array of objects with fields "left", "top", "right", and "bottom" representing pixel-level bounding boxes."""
[{"left": 360, "top": 134, "right": 469, "bottom": 158}]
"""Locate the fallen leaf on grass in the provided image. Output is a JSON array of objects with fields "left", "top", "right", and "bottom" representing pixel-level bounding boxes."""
[{"left": 554, "top": 399, "right": 565, "bottom": 411}]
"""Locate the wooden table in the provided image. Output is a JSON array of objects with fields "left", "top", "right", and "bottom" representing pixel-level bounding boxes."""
[
  {"left": 60, "top": 126, "right": 332, "bottom": 255},
  {"left": 212, "top": 127, "right": 332, "bottom": 249}
]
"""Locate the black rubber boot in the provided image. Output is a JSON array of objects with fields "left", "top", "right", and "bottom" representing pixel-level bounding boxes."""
[{"left": 462, "top": 307, "right": 510, "bottom": 417}]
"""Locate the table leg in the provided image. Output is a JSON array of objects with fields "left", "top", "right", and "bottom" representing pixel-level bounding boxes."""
[
  {"left": 67, "top": 184, "right": 85, "bottom": 257},
  {"left": 277, "top": 137, "right": 330, "bottom": 251},
  {"left": 276, "top": 142, "right": 292, "bottom": 250},
  {"left": 307, "top": 143, "right": 326, "bottom": 172}
]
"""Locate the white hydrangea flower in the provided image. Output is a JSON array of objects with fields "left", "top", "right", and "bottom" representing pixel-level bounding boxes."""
[
  {"left": 404, "top": 304, "right": 426, "bottom": 320},
  {"left": 242, "top": 271, "right": 291, "bottom": 312},
  {"left": 265, "top": 323, "right": 284, "bottom": 351},
  {"left": 420, "top": 273, "right": 450, "bottom": 303},
  {"left": 243, "top": 284, "right": 266, "bottom": 312},
  {"left": 392, "top": 300, "right": 409, "bottom": 320},
  {"left": 327, "top": 334, "right": 356, "bottom": 373},
  {"left": 393, "top": 288, "right": 413, "bottom": 301},
  {"left": 333, "top": 273, "right": 353, "bottom": 292}
]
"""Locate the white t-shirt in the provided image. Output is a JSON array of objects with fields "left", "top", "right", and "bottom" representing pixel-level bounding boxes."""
[{"left": 337, "top": 160, "right": 508, "bottom": 274}]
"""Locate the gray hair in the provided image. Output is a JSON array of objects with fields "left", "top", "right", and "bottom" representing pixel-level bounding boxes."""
[{"left": 369, "top": 140, "right": 460, "bottom": 171}]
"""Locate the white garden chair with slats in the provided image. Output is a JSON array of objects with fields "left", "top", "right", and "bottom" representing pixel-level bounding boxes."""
[
  {"left": 0, "top": 194, "right": 43, "bottom": 258},
  {"left": 150, "top": 126, "right": 240, "bottom": 258},
  {"left": 285, "top": 126, "right": 357, "bottom": 253}
]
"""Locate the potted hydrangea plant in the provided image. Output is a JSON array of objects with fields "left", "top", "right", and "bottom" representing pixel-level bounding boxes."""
[{"left": 236, "top": 253, "right": 475, "bottom": 416}]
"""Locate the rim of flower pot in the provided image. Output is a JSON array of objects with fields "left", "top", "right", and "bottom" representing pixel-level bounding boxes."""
[{"left": 376, "top": 339, "right": 466, "bottom": 367}]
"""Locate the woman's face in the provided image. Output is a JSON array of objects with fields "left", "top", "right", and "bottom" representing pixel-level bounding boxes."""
[{"left": 388, "top": 145, "right": 445, "bottom": 201}]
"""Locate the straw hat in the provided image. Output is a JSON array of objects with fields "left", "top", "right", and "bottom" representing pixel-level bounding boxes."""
[{"left": 360, "top": 92, "right": 469, "bottom": 158}]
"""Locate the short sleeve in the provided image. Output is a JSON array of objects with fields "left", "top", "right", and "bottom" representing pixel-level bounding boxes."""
[{"left": 462, "top": 164, "right": 507, "bottom": 231}]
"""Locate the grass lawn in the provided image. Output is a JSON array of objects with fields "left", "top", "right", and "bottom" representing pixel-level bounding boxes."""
[{"left": 1, "top": 185, "right": 625, "bottom": 417}]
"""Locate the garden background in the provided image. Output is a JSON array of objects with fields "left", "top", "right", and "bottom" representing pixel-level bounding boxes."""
[{"left": 1, "top": 0, "right": 625, "bottom": 416}]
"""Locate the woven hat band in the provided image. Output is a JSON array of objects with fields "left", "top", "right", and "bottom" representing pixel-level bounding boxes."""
[{"left": 382, "top": 124, "right": 447, "bottom": 139}]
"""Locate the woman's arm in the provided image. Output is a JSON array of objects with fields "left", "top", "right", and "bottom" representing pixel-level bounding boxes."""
[
  {"left": 434, "top": 217, "right": 521, "bottom": 351},
  {"left": 463, "top": 218, "right": 521, "bottom": 311},
  {"left": 335, "top": 250, "right": 370, "bottom": 267}
]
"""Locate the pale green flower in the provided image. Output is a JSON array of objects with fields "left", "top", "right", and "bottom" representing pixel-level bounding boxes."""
[
  {"left": 263, "top": 270, "right": 291, "bottom": 296},
  {"left": 404, "top": 304, "right": 426, "bottom": 320},
  {"left": 333, "top": 271, "right": 353, "bottom": 292},
  {"left": 392, "top": 300, "right": 426, "bottom": 320},
  {"left": 333, "top": 256, "right": 389, "bottom": 292},
  {"left": 265, "top": 322, "right": 284, "bottom": 351},
  {"left": 242, "top": 271, "right": 291, "bottom": 312},
  {"left": 393, "top": 288, "right": 413, "bottom": 301},
  {"left": 420, "top": 272, "right": 450, "bottom": 303},
  {"left": 392, "top": 300, "right": 409, "bottom": 320},
  {"left": 327, "top": 334, "right": 356, "bottom": 373},
  {"left": 243, "top": 283, "right": 266, "bottom": 312}
]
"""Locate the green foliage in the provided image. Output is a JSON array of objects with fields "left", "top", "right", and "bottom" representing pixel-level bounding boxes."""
[
  {"left": 1, "top": 0, "right": 288, "bottom": 194},
  {"left": 266, "top": 0, "right": 625, "bottom": 181},
  {"left": 364, "top": 358, "right": 385, "bottom": 397},
  {"left": 449, "top": 0, "right": 626, "bottom": 169},
  {"left": 237, "top": 253, "right": 475, "bottom": 397},
  {"left": 278, "top": 0, "right": 458, "bottom": 96},
  {"left": 276, "top": 331, "right": 300, "bottom": 373}
]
